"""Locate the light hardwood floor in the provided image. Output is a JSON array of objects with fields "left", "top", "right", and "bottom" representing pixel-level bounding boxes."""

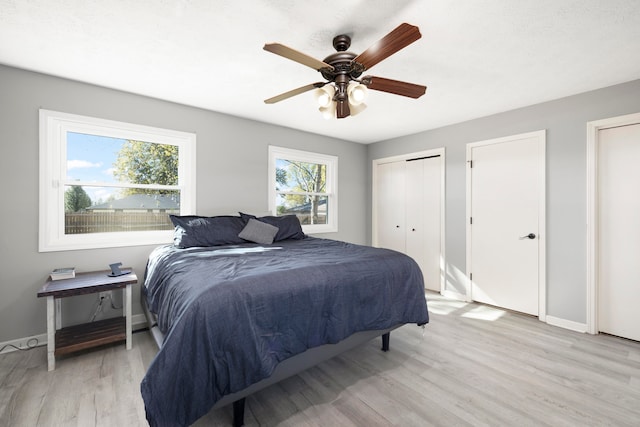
[{"left": 2, "top": 293, "right": 639, "bottom": 426}]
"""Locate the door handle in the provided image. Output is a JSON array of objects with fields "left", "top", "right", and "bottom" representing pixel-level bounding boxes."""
[{"left": 520, "top": 233, "right": 536, "bottom": 240}]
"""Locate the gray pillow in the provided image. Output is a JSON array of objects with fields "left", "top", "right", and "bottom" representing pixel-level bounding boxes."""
[
  {"left": 239, "top": 212, "right": 305, "bottom": 241},
  {"left": 238, "top": 218, "right": 279, "bottom": 245}
]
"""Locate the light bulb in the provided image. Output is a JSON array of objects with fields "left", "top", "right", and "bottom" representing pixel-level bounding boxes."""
[
  {"left": 347, "top": 83, "right": 367, "bottom": 106},
  {"left": 314, "top": 85, "right": 335, "bottom": 108},
  {"left": 317, "top": 92, "right": 331, "bottom": 107}
]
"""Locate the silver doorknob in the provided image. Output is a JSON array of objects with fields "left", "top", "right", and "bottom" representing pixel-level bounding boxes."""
[{"left": 520, "top": 233, "right": 536, "bottom": 239}]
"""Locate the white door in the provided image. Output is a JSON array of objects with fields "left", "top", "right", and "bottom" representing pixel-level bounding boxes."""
[
  {"left": 597, "top": 123, "right": 640, "bottom": 341},
  {"left": 468, "top": 131, "right": 545, "bottom": 316},
  {"left": 406, "top": 157, "right": 442, "bottom": 292},
  {"left": 376, "top": 161, "right": 406, "bottom": 253}
]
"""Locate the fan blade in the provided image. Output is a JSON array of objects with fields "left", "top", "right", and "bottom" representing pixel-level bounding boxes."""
[
  {"left": 264, "top": 43, "right": 334, "bottom": 72},
  {"left": 336, "top": 100, "right": 350, "bottom": 119},
  {"left": 362, "top": 76, "right": 426, "bottom": 99},
  {"left": 354, "top": 23, "right": 421, "bottom": 71},
  {"left": 264, "top": 82, "right": 326, "bottom": 104}
]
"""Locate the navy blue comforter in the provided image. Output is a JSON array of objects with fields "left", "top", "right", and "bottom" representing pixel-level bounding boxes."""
[{"left": 140, "top": 237, "right": 429, "bottom": 426}]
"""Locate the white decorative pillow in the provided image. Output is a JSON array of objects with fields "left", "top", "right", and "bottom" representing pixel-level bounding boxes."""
[{"left": 238, "top": 218, "right": 279, "bottom": 245}]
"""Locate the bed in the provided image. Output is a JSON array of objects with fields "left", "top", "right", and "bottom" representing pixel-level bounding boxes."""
[{"left": 140, "top": 213, "right": 429, "bottom": 426}]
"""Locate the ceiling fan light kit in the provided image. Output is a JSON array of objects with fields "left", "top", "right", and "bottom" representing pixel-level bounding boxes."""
[{"left": 264, "top": 23, "right": 427, "bottom": 119}]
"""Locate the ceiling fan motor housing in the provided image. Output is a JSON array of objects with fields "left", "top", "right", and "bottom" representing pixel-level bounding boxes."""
[{"left": 321, "top": 35, "right": 365, "bottom": 82}]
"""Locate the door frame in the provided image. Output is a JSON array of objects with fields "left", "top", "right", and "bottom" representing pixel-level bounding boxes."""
[
  {"left": 586, "top": 112, "right": 640, "bottom": 334},
  {"left": 465, "top": 130, "right": 546, "bottom": 320},
  {"left": 372, "top": 147, "right": 446, "bottom": 293}
]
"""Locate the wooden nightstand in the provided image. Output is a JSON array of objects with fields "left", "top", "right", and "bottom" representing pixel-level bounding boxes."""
[{"left": 37, "top": 269, "right": 137, "bottom": 371}]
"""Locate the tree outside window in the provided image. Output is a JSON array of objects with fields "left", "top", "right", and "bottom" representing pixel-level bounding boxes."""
[
  {"left": 269, "top": 146, "right": 337, "bottom": 234},
  {"left": 276, "top": 160, "right": 326, "bottom": 225},
  {"left": 64, "top": 185, "right": 92, "bottom": 212},
  {"left": 113, "top": 140, "right": 179, "bottom": 195}
]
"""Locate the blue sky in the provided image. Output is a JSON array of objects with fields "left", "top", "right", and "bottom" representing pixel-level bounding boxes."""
[
  {"left": 66, "top": 132, "right": 122, "bottom": 182},
  {"left": 66, "top": 132, "right": 124, "bottom": 203}
]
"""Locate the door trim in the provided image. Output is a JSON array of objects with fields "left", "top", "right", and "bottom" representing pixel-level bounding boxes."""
[
  {"left": 372, "top": 148, "right": 446, "bottom": 293},
  {"left": 465, "top": 130, "right": 546, "bottom": 321},
  {"left": 586, "top": 112, "right": 640, "bottom": 335}
]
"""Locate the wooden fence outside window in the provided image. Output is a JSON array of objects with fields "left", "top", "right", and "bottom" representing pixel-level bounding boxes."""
[{"left": 65, "top": 212, "right": 175, "bottom": 234}]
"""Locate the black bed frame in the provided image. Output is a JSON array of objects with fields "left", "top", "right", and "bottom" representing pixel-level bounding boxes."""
[{"left": 142, "top": 298, "right": 395, "bottom": 426}]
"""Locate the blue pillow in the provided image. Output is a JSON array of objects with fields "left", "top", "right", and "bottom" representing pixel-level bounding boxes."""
[
  {"left": 239, "top": 212, "right": 305, "bottom": 241},
  {"left": 169, "top": 215, "right": 247, "bottom": 248}
]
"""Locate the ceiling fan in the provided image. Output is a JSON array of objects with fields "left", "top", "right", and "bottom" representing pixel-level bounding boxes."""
[{"left": 263, "top": 23, "right": 427, "bottom": 119}]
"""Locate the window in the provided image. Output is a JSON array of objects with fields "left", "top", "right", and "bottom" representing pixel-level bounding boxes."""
[
  {"left": 269, "top": 146, "right": 337, "bottom": 234},
  {"left": 39, "top": 109, "right": 196, "bottom": 251}
]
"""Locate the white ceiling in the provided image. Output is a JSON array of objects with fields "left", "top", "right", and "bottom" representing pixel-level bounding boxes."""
[{"left": 2, "top": 0, "right": 640, "bottom": 144}]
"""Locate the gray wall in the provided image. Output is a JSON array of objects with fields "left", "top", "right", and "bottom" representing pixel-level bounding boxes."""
[
  {"left": 0, "top": 65, "right": 367, "bottom": 343},
  {"left": 2, "top": 61, "right": 639, "bottom": 343},
  {"left": 367, "top": 79, "right": 640, "bottom": 324}
]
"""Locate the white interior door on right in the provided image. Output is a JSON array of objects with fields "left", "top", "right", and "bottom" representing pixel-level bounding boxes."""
[
  {"left": 468, "top": 131, "right": 545, "bottom": 316},
  {"left": 597, "top": 123, "right": 640, "bottom": 341}
]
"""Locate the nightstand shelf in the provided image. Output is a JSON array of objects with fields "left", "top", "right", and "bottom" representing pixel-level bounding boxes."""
[
  {"left": 37, "top": 269, "right": 137, "bottom": 370},
  {"left": 55, "top": 317, "right": 126, "bottom": 356}
]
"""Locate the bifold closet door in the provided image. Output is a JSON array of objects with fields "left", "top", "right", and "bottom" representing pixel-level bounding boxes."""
[
  {"left": 376, "top": 156, "right": 442, "bottom": 292},
  {"left": 376, "top": 161, "right": 406, "bottom": 253},
  {"left": 406, "top": 157, "right": 441, "bottom": 292}
]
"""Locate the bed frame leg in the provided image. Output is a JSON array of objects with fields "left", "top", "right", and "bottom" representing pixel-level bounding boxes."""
[
  {"left": 381, "top": 332, "right": 390, "bottom": 352},
  {"left": 232, "top": 398, "right": 245, "bottom": 427}
]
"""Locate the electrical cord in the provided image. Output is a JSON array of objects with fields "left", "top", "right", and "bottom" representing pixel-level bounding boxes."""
[
  {"left": 89, "top": 293, "right": 123, "bottom": 322},
  {"left": 90, "top": 296, "right": 105, "bottom": 322},
  {"left": 0, "top": 338, "right": 40, "bottom": 354},
  {"left": 109, "top": 294, "right": 123, "bottom": 310}
]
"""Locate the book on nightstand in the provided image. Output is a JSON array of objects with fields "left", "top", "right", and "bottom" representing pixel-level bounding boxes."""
[{"left": 50, "top": 267, "right": 76, "bottom": 281}]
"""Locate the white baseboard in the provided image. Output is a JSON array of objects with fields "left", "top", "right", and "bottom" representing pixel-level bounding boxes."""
[
  {"left": 441, "top": 289, "right": 469, "bottom": 302},
  {"left": 546, "top": 315, "right": 588, "bottom": 333},
  {"left": 132, "top": 313, "right": 148, "bottom": 330},
  {"left": 0, "top": 313, "right": 149, "bottom": 355},
  {"left": 0, "top": 332, "right": 47, "bottom": 354}
]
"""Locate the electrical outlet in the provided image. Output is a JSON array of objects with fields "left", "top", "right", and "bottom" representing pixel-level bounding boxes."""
[{"left": 98, "top": 291, "right": 112, "bottom": 300}]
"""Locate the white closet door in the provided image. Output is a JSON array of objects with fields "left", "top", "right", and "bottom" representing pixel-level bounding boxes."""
[
  {"left": 376, "top": 161, "right": 406, "bottom": 253},
  {"left": 598, "top": 123, "right": 640, "bottom": 341},
  {"left": 406, "top": 157, "right": 442, "bottom": 291}
]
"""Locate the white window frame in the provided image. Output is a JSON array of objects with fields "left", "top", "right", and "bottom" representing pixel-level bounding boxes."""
[
  {"left": 268, "top": 146, "right": 338, "bottom": 234},
  {"left": 39, "top": 109, "right": 196, "bottom": 252}
]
